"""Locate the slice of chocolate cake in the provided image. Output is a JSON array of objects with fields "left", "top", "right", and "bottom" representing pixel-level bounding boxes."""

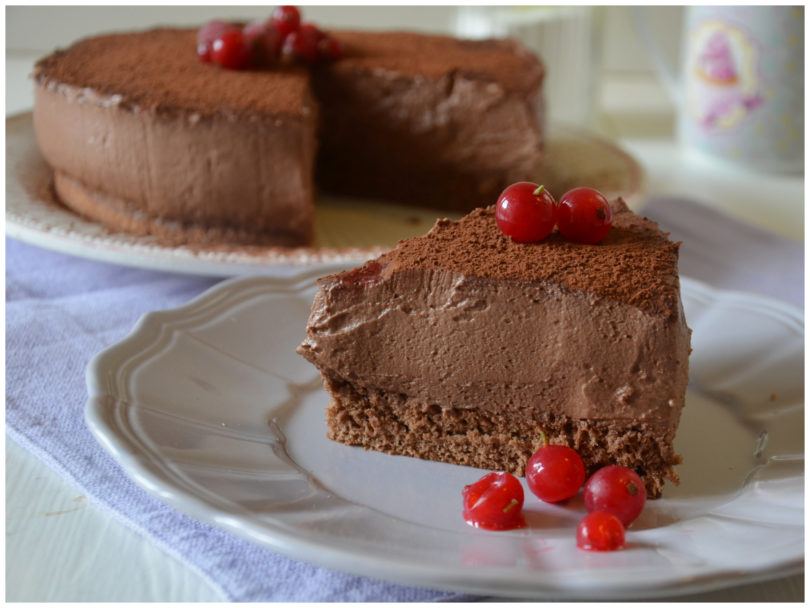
[{"left": 297, "top": 200, "right": 691, "bottom": 498}]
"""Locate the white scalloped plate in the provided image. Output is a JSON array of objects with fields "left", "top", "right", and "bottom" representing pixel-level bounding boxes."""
[
  {"left": 7, "top": 112, "right": 644, "bottom": 276},
  {"left": 85, "top": 274, "right": 803, "bottom": 599}
]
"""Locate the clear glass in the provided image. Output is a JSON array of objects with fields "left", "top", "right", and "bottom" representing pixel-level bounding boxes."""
[{"left": 454, "top": 6, "right": 600, "bottom": 127}]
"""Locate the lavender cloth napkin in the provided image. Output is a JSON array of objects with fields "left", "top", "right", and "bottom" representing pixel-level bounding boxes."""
[
  {"left": 5, "top": 239, "right": 469, "bottom": 602},
  {"left": 5, "top": 197, "right": 803, "bottom": 601},
  {"left": 643, "top": 196, "right": 803, "bottom": 308}
]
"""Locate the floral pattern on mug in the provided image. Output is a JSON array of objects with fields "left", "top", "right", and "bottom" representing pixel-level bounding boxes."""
[{"left": 686, "top": 20, "right": 763, "bottom": 131}]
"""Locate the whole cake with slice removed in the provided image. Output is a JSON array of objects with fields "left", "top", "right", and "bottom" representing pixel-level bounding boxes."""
[
  {"left": 32, "top": 17, "right": 544, "bottom": 248},
  {"left": 297, "top": 196, "right": 691, "bottom": 498}
]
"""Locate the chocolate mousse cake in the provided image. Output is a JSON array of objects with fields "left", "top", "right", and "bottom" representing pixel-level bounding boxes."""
[
  {"left": 297, "top": 200, "right": 691, "bottom": 498},
  {"left": 32, "top": 28, "right": 543, "bottom": 247},
  {"left": 312, "top": 32, "right": 544, "bottom": 212}
]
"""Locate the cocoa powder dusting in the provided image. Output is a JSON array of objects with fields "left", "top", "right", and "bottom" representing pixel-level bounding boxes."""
[
  {"left": 325, "top": 31, "right": 543, "bottom": 94},
  {"left": 33, "top": 27, "right": 542, "bottom": 119},
  {"left": 34, "top": 28, "right": 312, "bottom": 119},
  {"left": 381, "top": 200, "right": 682, "bottom": 316}
]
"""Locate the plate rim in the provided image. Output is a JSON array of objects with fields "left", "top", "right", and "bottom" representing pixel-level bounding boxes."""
[
  {"left": 7, "top": 110, "right": 646, "bottom": 278},
  {"left": 84, "top": 275, "right": 804, "bottom": 599}
]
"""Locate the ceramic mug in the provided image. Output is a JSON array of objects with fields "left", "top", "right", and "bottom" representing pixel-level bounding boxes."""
[{"left": 636, "top": 6, "right": 803, "bottom": 173}]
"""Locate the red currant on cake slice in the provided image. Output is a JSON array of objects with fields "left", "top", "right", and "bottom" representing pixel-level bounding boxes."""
[
  {"left": 494, "top": 182, "right": 557, "bottom": 243},
  {"left": 556, "top": 187, "right": 613, "bottom": 244}
]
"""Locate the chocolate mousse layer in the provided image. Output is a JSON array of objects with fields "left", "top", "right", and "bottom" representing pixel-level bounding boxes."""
[
  {"left": 33, "top": 28, "right": 317, "bottom": 247},
  {"left": 298, "top": 200, "right": 691, "bottom": 497},
  {"left": 313, "top": 31, "right": 544, "bottom": 211}
]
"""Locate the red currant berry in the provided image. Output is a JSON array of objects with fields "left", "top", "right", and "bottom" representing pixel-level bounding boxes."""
[
  {"left": 526, "top": 444, "right": 586, "bottom": 503},
  {"left": 576, "top": 511, "right": 626, "bottom": 551},
  {"left": 211, "top": 29, "right": 252, "bottom": 70},
  {"left": 197, "top": 20, "right": 234, "bottom": 64},
  {"left": 197, "top": 42, "right": 213, "bottom": 64},
  {"left": 462, "top": 471, "right": 526, "bottom": 531},
  {"left": 317, "top": 35, "right": 344, "bottom": 61},
  {"left": 198, "top": 19, "right": 232, "bottom": 46},
  {"left": 495, "top": 182, "right": 557, "bottom": 243},
  {"left": 271, "top": 5, "right": 302, "bottom": 38},
  {"left": 556, "top": 187, "right": 612, "bottom": 244},
  {"left": 283, "top": 23, "right": 325, "bottom": 64},
  {"left": 243, "top": 20, "right": 283, "bottom": 67},
  {"left": 583, "top": 465, "right": 646, "bottom": 526}
]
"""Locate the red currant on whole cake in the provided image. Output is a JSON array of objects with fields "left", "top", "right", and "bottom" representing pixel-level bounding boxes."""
[
  {"left": 270, "top": 5, "right": 302, "bottom": 38},
  {"left": 197, "top": 7, "right": 343, "bottom": 69},
  {"left": 283, "top": 23, "right": 325, "bottom": 64},
  {"left": 317, "top": 35, "right": 344, "bottom": 61},
  {"left": 197, "top": 20, "right": 234, "bottom": 63},
  {"left": 462, "top": 471, "right": 526, "bottom": 530},
  {"left": 583, "top": 465, "right": 647, "bottom": 526},
  {"left": 525, "top": 443, "right": 586, "bottom": 503},
  {"left": 494, "top": 182, "right": 557, "bottom": 243},
  {"left": 556, "top": 187, "right": 613, "bottom": 244},
  {"left": 243, "top": 20, "right": 283, "bottom": 67},
  {"left": 211, "top": 29, "right": 252, "bottom": 70}
]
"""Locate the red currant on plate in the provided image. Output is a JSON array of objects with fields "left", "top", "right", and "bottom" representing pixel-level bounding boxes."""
[
  {"left": 556, "top": 187, "right": 612, "bottom": 244},
  {"left": 495, "top": 182, "right": 557, "bottom": 243},
  {"left": 462, "top": 471, "right": 526, "bottom": 531},
  {"left": 583, "top": 465, "right": 646, "bottom": 526},
  {"left": 211, "top": 29, "right": 252, "bottom": 70},
  {"left": 526, "top": 444, "right": 586, "bottom": 503},
  {"left": 576, "top": 511, "right": 626, "bottom": 551},
  {"left": 271, "top": 5, "right": 302, "bottom": 38}
]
